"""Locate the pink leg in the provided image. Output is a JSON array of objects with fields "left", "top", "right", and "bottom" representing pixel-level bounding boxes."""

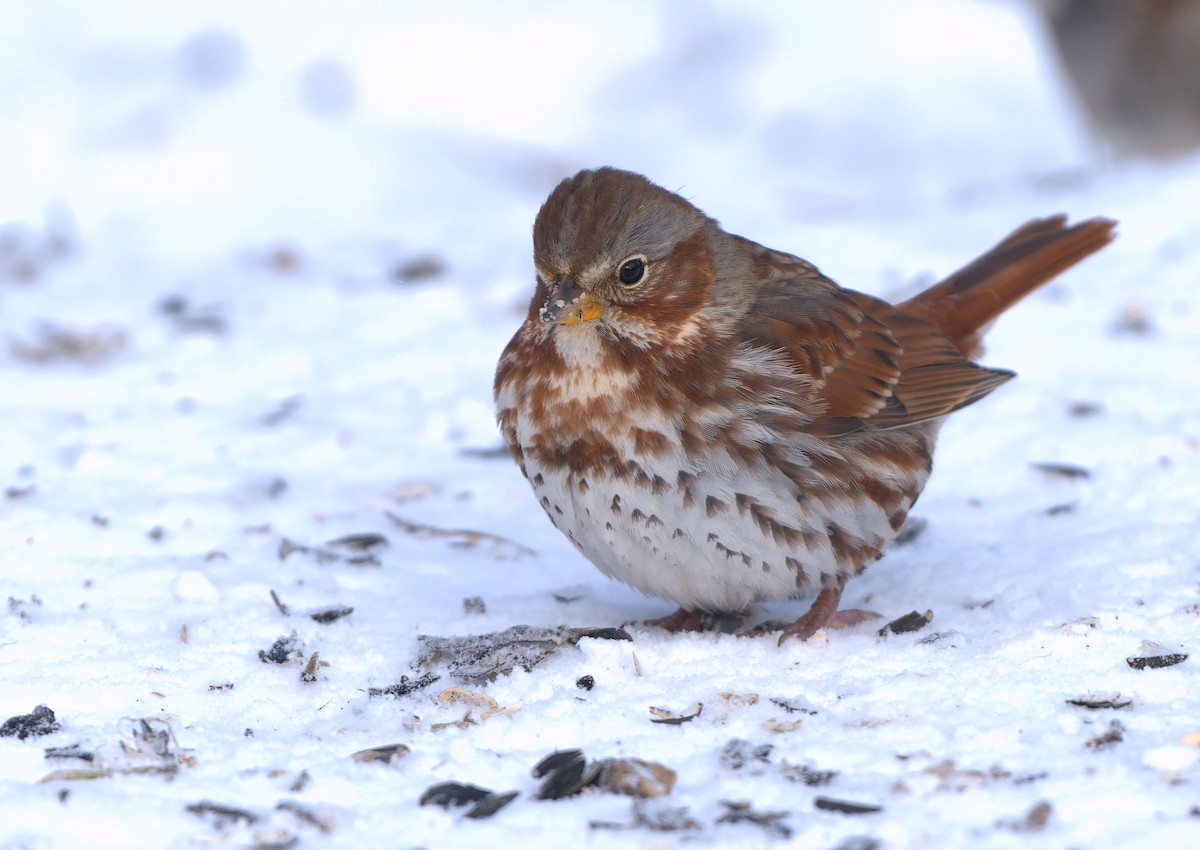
[
  {"left": 777, "top": 581, "right": 880, "bottom": 645},
  {"left": 642, "top": 607, "right": 710, "bottom": 632}
]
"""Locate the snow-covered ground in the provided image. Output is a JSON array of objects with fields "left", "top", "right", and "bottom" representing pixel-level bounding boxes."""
[{"left": 2, "top": 1, "right": 1198, "bottom": 847}]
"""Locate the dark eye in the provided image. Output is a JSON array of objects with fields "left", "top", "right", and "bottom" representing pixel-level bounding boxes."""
[{"left": 617, "top": 256, "right": 646, "bottom": 286}]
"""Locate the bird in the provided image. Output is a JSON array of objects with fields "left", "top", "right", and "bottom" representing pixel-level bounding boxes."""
[{"left": 494, "top": 167, "right": 1116, "bottom": 643}]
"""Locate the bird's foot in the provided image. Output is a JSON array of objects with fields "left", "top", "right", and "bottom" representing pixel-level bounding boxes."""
[
  {"left": 640, "top": 607, "right": 748, "bottom": 634},
  {"left": 775, "top": 584, "right": 880, "bottom": 645}
]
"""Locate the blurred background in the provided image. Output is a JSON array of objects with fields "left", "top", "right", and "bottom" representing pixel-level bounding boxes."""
[{"left": 4, "top": 0, "right": 1198, "bottom": 291}]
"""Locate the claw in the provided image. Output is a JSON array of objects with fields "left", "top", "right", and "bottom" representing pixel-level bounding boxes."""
[
  {"left": 642, "top": 608, "right": 708, "bottom": 632},
  {"left": 639, "top": 607, "right": 749, "bottom": 634},
  {"left": 775, "top": 581, "right": 880, "bottom": 644}
]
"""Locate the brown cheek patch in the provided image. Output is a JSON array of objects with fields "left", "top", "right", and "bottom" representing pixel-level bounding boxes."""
[{"left": 637, "top": 231, "right": 715, "bottom": 323}]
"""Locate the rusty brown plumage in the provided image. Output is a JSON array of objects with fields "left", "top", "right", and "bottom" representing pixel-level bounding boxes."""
[{"left": 495, "top": 167, "right": 1116, "bottom": 643}]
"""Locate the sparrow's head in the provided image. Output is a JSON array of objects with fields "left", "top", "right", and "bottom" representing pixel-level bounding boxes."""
[{"left": 529, "top": 168, "right": 717, "bottom": 346}]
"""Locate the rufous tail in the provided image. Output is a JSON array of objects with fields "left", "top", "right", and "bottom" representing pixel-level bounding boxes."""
[{"left": 901, "top": 215, "right": 1117, "bottom": 357}]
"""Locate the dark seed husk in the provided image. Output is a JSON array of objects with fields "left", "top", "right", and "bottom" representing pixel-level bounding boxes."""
[
  {"left": 532, "top": 749, "right": 585, "bottom": 778},
  {"left": 420, "top": 782, "right": 492, "bottom": 808},
  {"left": 465, "top": 791, "right": 519, "bottom": 819},
  {"left": 814, "top": 796, "right": 883, "bottom": 815},
  {"left": 877, "top": 610, "right": 933, "bottom": 637},
  {"left": 350, "top": 743, "right": 409, "bottom": 764}
]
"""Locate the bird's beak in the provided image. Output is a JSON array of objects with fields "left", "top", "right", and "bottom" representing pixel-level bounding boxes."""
[{"left": 540, "top": 277, "right": 602, "bottom": 325}]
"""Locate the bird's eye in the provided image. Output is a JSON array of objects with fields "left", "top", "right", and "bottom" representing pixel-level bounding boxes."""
[{"left": 617, "top": 256, "right": 646, "bottom": 286}]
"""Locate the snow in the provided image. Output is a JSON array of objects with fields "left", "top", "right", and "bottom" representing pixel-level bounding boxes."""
[{"left": 2, "top": 1, "right": 1199, "bottom": 847}]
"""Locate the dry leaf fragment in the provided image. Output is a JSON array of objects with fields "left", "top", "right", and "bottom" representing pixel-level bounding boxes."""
[
  {"left": 386, "top": 511, "right": 535, "bottom": 559},
  {"left": 250, "top": 826, "right": 298, "bottom": 850},
  {"left": 434, "top": 687, "right": 518, "bottom": 719},
  {"left": 299, "top": 652, "right": 321, "bottom": 683},
  {"left": 1066, "top": 692, "right": 1132, "bottom": 710},
  {"left": 1061, "top": 616, "right": 1100, "bottom": 633},
  {"left": 763, "top": 717, "right": 804, "bottom": 734},
  {"left": 276, "top": 801, "right": 334, "bottom": 834},
  {"left": 391, "top": 479, "right": 440, "bottom": 502},
  {"left": 437, "top": 686, "right": 496, "bottom": 707},
  {"left": 416, "top": 625, "right": 567, "bottom": 683},
  {"left": 998, "top": 799, "right": 1053, "bottom": 832},
  {"left": 38, "top": 768, "right": 113, "bottom": 783},
  {"left": 923, "top": 759, "right": 988, "bottom": 792},
  {"left": 1085, "top": 720, "right": 1125, "bottom": 750},
  {"left": 43, "top": 744, "right": 94, "bottom": 762},
  {"left": 599, "top": 758, "right": 676, "bottom": 798},
  {"left": 429, "top": 711, "right": 478, "bottom": 732},
  {"left": 269, "top": 590, "right": 290, "bottom": 616},
  {"left": 1113, "top": 300, "right": 1154, "bottom": 335},
  {"left": 186, "top": 800, "right": 259, "bottom": 827},
  {"left": 9, "top": 324, "right": 127, "bottom": 365},
  {"left": 708, "top": 693, "right": 758, "bottom": 722},
  {"left": 769, "top": 696, "right": 818, "bottom": 715},
  {"left": 649, "top": 703, "right": 702, "bottom": 725},
  {"left": 119, "top": 717, "right": 193, "bottom": 769},
  {"left": 717, "top": 800, "right": 792, "bottom": 838},
  {"left": 1026, "top": 801, "right": 1053, "bottom": 830}
]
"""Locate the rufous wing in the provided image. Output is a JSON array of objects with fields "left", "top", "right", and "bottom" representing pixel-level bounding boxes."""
[{"left": 745, "top": 279, "right": 1012, "bottom": 436}]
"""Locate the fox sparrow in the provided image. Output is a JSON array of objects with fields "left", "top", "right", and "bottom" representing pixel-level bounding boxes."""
[{"left": 495, "top": 167, "right": 1115, "bottom": 643}]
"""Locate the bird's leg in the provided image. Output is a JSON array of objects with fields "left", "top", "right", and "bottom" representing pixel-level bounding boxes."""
[
  {"left": 641, "top": 607, "right": 749, "bottom": 633},
  {"left": 643, "top": 607, "right": 708, "bottom": 632},
  {"left": 776, "top": 578, "right": 880, "bottom": 645}
]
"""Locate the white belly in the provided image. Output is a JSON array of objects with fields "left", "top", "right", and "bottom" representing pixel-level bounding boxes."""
[{"left": 523, "top": 445, "right": 906, "bottom": 612}]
